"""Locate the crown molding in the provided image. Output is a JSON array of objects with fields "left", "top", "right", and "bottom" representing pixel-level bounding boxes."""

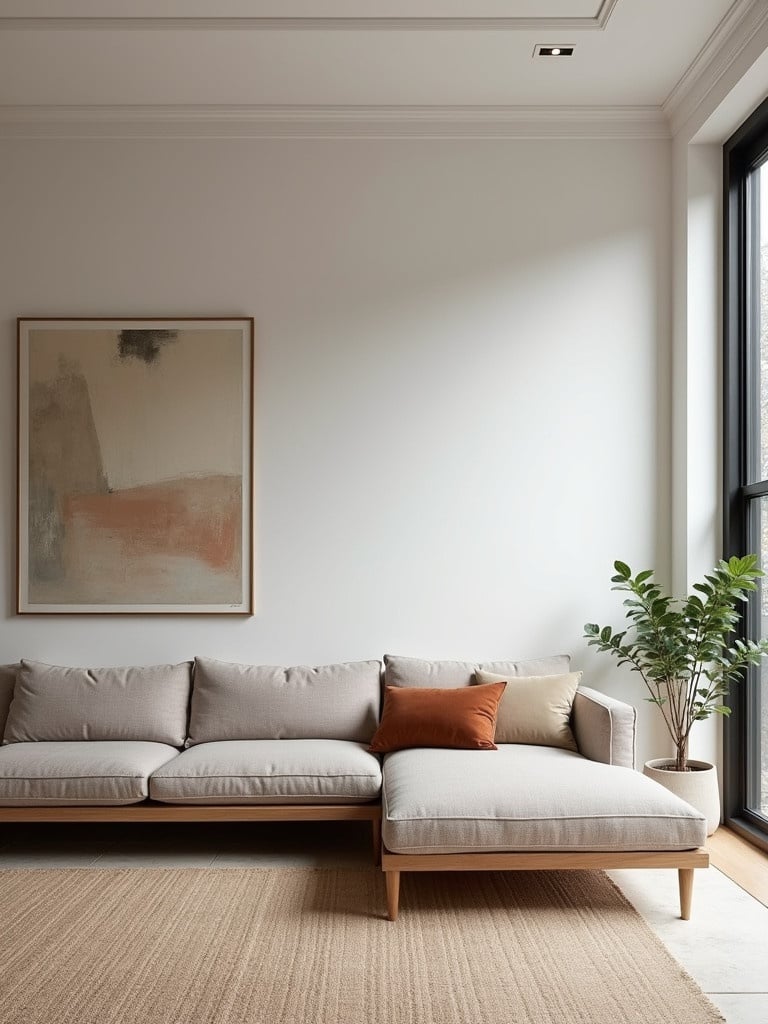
[
  {"left": 663, "top": 0, "right": 768, "bottom": 136},
  {"left": 0, "top": 0, "right": 619, "bottom": 31},
  {"left": 0, "top": 103, "right": 670, "bottom": 140}
]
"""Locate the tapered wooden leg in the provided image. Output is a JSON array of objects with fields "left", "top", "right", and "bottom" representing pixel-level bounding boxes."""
[
  {"left": 371, "top": 818, "right": 381, "bottom": 866},
  {"left": 386, "top": 870, "right": 401, "bottom": 921},
  {"left": 678, "top": 868, "right": 694, "bottom": 920}
]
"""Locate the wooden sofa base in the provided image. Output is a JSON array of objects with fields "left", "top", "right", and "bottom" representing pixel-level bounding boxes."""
[
  {"left": 0, "top": 803, "right": 383, "bottom": 864},
  {"left": 381, "top": 847, "right": 710, "bottom": 921}
]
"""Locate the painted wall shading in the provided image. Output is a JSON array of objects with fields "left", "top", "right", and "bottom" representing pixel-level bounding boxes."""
[{"left": 18, "top": 320, "right": 253, "bottom": 613}]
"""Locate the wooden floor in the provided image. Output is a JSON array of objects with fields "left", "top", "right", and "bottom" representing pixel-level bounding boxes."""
[{"left": 708, "top": 827, "right": 768, "bottom": 908}]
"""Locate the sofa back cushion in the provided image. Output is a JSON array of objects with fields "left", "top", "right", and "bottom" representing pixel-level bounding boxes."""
[
  {"left": 187, "top": 657, "right": 381, "bottom": 745},
  {"left": 383, "top": 653, "right": 570, "bottom": 689},
  {"left": 0, "top": 664, "right": 18, "bottom": 739},
  {"left": 3, "top": 660, "right": 192, "bottom": 747}
]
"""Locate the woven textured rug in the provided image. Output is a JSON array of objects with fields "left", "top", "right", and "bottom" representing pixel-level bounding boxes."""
[{"left": 0, "top": 867, "right": 722, "bottom": 1024}]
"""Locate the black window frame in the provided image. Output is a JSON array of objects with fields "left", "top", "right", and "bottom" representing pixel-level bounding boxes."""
[{"left": 723, "top": 93, "right": 768, "bottom": 852}]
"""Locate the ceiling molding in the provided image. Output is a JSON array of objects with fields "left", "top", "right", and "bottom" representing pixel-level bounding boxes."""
[
  {"left": 0, "top": 0, "right": 619, "bottom": 31},
  {"left": 663, "top": 0, "right": 768, "bottom": 135},
  {"left": 0, "top": 103, "right": 669, "bottom": 139}
]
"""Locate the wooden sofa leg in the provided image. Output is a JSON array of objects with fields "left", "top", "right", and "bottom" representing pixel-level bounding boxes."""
[
  {"left": 371, "top": 818, "right": 381, "bottom": 866},
  {"left": 386, "top": 870, "right": 401, "bottom": 922},
  {"left": 678, "top": 868, "right": 694, "bottom": 920}
]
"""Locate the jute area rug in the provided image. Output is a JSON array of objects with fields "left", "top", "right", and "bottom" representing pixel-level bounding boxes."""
[{"left": 0, "top": 867, "right": 722, "bottom": 1024}]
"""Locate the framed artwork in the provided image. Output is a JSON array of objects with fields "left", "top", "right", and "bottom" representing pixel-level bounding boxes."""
[{"left": 17, "top": 317, "right": 254, "bottom": 614}]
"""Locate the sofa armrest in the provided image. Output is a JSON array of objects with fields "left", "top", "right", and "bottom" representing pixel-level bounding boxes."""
[{"left": 571, "top": 686, "right": 637, "bottom": 768}]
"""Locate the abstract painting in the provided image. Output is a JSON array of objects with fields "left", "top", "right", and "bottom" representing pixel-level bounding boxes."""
[{"left": 17, "top": 318, "right": 253, "bottom": 614}]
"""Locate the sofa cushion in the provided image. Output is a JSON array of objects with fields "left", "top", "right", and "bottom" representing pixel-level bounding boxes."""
[
  {"left": 369, "top": 683, "right": 507, "bottom": 753},
  {"left": 383, "top": 654, "right": 570, "bottom": 689},
  {"left": 0, "top": 664, "right": 18, "bottom": 739},
  {"left": 474, "top": 669, "right": 580, "bottom": 750},
  {"left": 382, "top": 745, "right": 706, "bottom": 854},
  {"left": 3, "top": 661, "right": 192, "bottom": 747},
  {"left": 0, "top": 741, "right": 179, "bottom": 806},
  {"left": 150, "top": 739, "right": 382, "bottom": 804},
  {"left": 187, "top": 658, "right": 381, "bottom": 745}
]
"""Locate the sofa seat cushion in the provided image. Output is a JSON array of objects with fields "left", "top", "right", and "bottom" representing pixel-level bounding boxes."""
[
  {"left": 0, "top": 741, "right": 180, "bottom": 806},
  {"left": 149, "top": 740, "right": 382, "bottom": 805},
  {"left": 382, "top": 745, "right": 706, "bottom": 854}
]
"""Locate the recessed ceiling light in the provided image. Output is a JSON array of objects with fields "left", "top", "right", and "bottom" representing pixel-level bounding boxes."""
[{"left": 533, "top": 44, "right": 575, "bottom": 58}]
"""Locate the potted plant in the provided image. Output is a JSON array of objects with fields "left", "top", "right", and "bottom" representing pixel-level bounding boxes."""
[{"left": 584, "top": 555, "right": 768, "bottom": 834}]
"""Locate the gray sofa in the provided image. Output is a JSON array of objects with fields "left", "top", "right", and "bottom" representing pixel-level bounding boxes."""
[
  {"left": 0, "top": 658, "right": 384, "bottom": 853},
  {"left": 0, "top": 655, "right": 709, "bottom": 920}
]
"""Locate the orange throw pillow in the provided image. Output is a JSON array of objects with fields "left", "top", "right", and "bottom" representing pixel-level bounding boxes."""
[{"left": 368, "top": 682, "right": 506, "bottom": 753}]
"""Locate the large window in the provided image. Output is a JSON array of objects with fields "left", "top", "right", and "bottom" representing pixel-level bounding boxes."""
[{"left": 724, "top": 96, "right": 768, "bottom": 847}]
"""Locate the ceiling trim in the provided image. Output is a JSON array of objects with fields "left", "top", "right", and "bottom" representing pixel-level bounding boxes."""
[
  {"left": 663, "top": 0, "right": 768, "bottom": 135},
  {"left": 0, "top": 103, "right": 669, "bottom": 139},
  {"left": 0, "top": 0, "right": 619, "bottom": 31}
]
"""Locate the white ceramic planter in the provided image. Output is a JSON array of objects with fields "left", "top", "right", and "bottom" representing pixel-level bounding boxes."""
[{"left": 643, "top": 758, "right": 720, "bottom": 836}]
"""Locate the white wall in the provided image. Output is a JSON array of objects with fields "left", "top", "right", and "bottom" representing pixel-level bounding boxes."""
[
  {"left": 0, "top": 137, "right": 672, "bottom": 765},
  {"left": 669, "top": 31, "right": 768, "bottom": 783},
  {"left": 671, "top": 138, "right": 723, "bottom": 771}
]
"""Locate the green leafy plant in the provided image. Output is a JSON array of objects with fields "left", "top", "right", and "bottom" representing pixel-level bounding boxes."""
[{"left": 585, "top": 555, "right": 768, "bottom": 772}]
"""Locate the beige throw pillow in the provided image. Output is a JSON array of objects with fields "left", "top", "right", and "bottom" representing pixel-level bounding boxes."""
[{"left": 474, "top": 669, "right": 581, "bottom": 751}]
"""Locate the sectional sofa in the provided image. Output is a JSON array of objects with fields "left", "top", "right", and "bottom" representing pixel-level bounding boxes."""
[{"left": 0, "top": 655, "right": 709, "bottom": 920}]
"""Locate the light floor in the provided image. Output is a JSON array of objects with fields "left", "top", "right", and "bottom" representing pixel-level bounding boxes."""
[{"left": 0, "top": 822, "right": 766, "bottom": 1024}]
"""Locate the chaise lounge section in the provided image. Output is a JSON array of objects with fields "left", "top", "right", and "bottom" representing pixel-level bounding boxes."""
[{"left": 378, "top": 655, "right": 709, "bottom": 921}]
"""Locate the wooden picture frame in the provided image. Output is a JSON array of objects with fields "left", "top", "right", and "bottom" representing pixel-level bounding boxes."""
[{"left": 17, "top": 317, "right": 254, "bottom": 615}]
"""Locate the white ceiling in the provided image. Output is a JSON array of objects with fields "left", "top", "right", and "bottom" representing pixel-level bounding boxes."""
[
  {"left": 0, "top": 0, "right": 612, "bottom": 18},
  {"left": 0, "top": 0, "right": 743, "bottom": 108}
]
